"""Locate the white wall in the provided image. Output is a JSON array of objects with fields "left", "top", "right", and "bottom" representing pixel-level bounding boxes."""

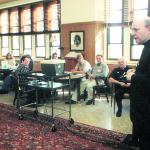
[
  {"left": 61, "top": 0, "right": 104, "bottom": 24},
  {"left": 94, "top": 0, "right": 104, "bottom": 21}
]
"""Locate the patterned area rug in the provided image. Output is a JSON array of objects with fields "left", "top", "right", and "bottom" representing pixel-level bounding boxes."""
[{"left": 0, "top": 103, "right": 137, "bottom": 150}]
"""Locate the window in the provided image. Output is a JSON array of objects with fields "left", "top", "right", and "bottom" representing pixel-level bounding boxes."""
[
  {"left": 36, "top": 34, "right": 45, "bottom": 57},
  {"left": 130, "top": 0, "right": 148, "bottom": 60},
  {"left": 49, "top": 33, "right": 60, "bottom": 57},
  {"left": 0, "top": 10, "right": 9, "bottom": 34},
  {"left": 109, "top": 0, "right": 122, "bottom": 23},
  {"left": 46, "top": 2, "right": 60, "bottom": 31},
  {"left": 23, "top": 35, "right": 32, "bottom": 55},
  {"left": 10, "top": 8, "right": 19, "bottom": 33},
  {"left": 1, "top": 36, "right": 9, "bottom": 56},
  {"left": 33, "top": 4, "right": 44, "bottom": 32},
  {"left": 107, "top": 26, "right": 123, "bottom": 59},
  {"left": 20, "top": 6, "right": 31, "bottom": 32},
  {"left": 0, "top": 0, "right": 60, "bottom": 59},
  {"left": 12, "top": 36, "right": 19, "bottom": 56},
  {"left": 131, "top": 45, "right": 143, "bottom": 60},
  {"left": 106, "top": 0, "right": 123, "bottom": 59},
  {"left": 134, "top": 0, "right": 148, "bottom": 19},
  {"left": 130, "top": 37, "right": 144, "bottom": 60}
]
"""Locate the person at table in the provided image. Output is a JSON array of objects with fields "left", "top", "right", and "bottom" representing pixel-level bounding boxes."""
[
  {"left": 15, "top": 55, "right": 32, "bottom": 76},
  {"left": 108, "top": 58, "right": 131, "bottom": 117},
  {"left": 0, "top": 55, "right": 31, "bottom": 94},
  {"left": 51, "top": 52, "right": 58, "bottom": 59},
  {"left": 66, "top": 54, "right": 109, "bottom": 105},
  {"left": 2, "top": 52, "right": 16, "bottom": 71},
  {"left": 0, "top": 53, "right": 16, "bottom": 79},
  {"left": 5, "top": 52, "right": 16, "bottom": 69},
  {"left": 71, "top": 54, "right": 91, "bottom": 74},
  {"left": 0, "top": 53, "right": 16, "bottom": 91},
  {"left": 24, "top": 54, "right": 33, "bottom": 71}
]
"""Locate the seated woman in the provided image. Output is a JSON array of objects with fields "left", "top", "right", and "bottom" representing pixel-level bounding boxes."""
[
  {"left": 0, "top": 53, "right": 16, "bottom": 80},
  {"left": 5, "top": 52, "right": 16, "bottom": 69}
]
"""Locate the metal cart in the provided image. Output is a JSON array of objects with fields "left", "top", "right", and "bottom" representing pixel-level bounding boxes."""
[{"left": 16, "top": 73, "right": 74, "bottom": 131}]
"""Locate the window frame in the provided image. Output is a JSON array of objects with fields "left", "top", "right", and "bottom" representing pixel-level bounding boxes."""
[
  {"left": 11, "top": 35, "right": 20, "bottom": 57},
  {"left": 20, "top": 6, "right": 31, "bottom": 33},
  {"left": 49, "top": 33, "right": 60, "bottom": 58},
  {"left": 1, "top": 36, "right": 9, "bottom": 56},
  {"left": 10, "top": 8, "right": 19, "bottom": 33},
  {"left": 0, "top": 0, "right": 60, "bottom": 59},
  {"left": 23, "top": 35, "right": 32, "bottom": 55},
  {"left": 106, "top": 0, "right": 124, "bottom": 60},
  {"left": 0, "top": 0, "right": 60, "bottom": 35},
  {"left": 35, "top": 34, "right": 46, "bottom": 58},
  {"left": 107, "top": 24, "right": 124, "bottom": 60}
]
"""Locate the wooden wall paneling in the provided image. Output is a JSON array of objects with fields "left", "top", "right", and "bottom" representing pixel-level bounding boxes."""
[{"left": 61, "top": 22, "right": 98, "bottom": 66}]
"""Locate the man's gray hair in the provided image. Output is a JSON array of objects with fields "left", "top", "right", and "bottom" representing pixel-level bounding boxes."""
[
  {"left": 96, "top": 54, "right": 103, "bottom": 57},
  {"left": 118, "top": 57, "right": 126, "bottom": 62}
]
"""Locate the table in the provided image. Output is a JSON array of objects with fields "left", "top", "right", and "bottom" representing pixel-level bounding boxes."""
[
  {"left": 56, "top": 73, "right": 85, "bottom": 101},
  {"left": 0, "top": 68, "right": 13, "bottom": 77}
]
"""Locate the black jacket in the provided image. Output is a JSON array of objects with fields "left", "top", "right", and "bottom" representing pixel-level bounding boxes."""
[
  {"left": 130, "top": 39, "right": 150, "bottom": 135},
  {"left": 131, "top": 39, "right": 150, "bottom": 97}
]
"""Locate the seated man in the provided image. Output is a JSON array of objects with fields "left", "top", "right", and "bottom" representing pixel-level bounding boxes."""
[
  {"left": 72, "top": 53, "right": 91, "bottom": 74},
  {"left": 66, "top": 54, "right": 109, "bottom": 105},
  {"left": 65, "top": 54, "right": 91, "bottom": 104},
  {"left": 15, "top": 55, "right": 32, "bottom": 76},
  {"left": 14, "top": 55, "right": 33, "bottom": 103},
  {"left": 23, "top": 54, "right": 33, "bottom": 71},
  {"left": 109, "top": 58, "right": 131, "bottom": 117},
  {"left": 0, "top": 55, "right": 31, "bottom": 94}
]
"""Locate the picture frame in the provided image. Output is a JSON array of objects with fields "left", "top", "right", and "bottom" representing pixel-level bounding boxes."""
[{"left": 70, "top": 31, "right": 84, "bottom": 51}]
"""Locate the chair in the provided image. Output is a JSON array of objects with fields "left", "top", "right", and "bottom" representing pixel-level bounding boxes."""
[
  {"left": 0, "top": 80, "right": 4, "bottom": 86},
  {"left": 93, "top": 76, "right": 110, "bottom": 105},
  {"left": 12, "top": 75, "right": 19, "bottom": 105},
  {"left": 13, "top": 74, "right": 37, "bottom": 119},
  {"left": 12, "top": 74, "right": 32, "bottom": 106},
  {"left": 111, "top": 84, "right": 130, "bottom": 114}
]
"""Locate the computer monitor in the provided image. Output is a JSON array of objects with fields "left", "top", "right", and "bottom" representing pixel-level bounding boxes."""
[{"left": 41, "top": 59, "right": 65, "bottom": 76}]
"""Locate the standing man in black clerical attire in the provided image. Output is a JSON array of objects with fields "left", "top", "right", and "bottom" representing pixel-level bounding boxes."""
[{"left": 126, "top": 17, "right": 150, "bottom": 149}]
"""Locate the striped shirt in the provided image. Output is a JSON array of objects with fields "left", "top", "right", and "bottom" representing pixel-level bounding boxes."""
[{"left": 15, "top": 64, "right": 31, "bottom": 83}]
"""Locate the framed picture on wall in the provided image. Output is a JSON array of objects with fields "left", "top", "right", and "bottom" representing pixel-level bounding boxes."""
[{"left": 70, "top": 31, "right": 84, "bottom": 51}]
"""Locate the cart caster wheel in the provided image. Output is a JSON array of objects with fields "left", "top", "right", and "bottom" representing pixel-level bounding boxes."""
[
  {"left": 18, "top": 114, "right": 24, "bottom": 120},
  {"left": 69, "top": 118, "right": 74, "bottom": 124},
  {"left": 51, "top": 124, "right": 57, "bottom": 132}
]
